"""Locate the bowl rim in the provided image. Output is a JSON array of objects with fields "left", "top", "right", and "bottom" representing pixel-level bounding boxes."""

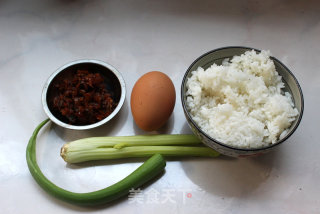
[
  {"left": 181, "top": 46, "right": 304, "bottom": 152},
  {"left": 42, "top": 59, "right": 126, "bottom": 130}
]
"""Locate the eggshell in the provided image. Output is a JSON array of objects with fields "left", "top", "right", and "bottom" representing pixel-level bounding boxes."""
[{"left": 131, "top": 71, "right": 176, "bottom": 131}]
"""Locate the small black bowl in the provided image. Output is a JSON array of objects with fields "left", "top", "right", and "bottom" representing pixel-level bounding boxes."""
[
  {"left": 42, "top": 60, "right": 126, "bottom": 130},
  {"left": 181, "top": 46, "right": 304, "bottom": 157}
]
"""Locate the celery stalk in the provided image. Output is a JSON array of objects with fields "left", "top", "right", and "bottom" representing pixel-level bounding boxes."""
[{"left": 60, "top": 135, "right": 219, "bottom": 163}]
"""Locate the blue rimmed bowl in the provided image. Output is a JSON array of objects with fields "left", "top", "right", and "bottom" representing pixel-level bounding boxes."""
[{"left": 181, "top": 46, "right": 304, "bottom": 157}]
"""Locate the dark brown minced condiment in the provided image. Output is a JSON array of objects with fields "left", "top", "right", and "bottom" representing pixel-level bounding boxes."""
[{"left": 51, "top": 70, "right": 117, "bottom": 125}]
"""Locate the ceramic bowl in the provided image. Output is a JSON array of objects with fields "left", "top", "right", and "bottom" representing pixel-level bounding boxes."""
[{"left": 181, "top": 46, "right": 304, "bottom": 157}]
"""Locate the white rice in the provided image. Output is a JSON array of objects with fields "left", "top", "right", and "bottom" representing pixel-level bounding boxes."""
[{"left": 186, "top": 50, "right": 299, "bottom": 148}]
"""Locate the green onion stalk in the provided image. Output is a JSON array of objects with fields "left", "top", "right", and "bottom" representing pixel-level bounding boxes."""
[{"left": 26, "top": 119, "right": 167, "bottom": 206}]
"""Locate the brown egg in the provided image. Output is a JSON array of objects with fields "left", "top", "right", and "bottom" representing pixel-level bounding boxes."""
[{"left": 131, "top": 71, "right": 176, "bottom": 131}]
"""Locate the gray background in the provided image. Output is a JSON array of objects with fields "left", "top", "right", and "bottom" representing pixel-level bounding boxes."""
[{"left": 0, "top": 0, "right": 319, "bottom": 213}]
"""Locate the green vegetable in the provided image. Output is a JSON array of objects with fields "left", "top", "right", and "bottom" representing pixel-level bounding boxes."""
[
  {"left": 61, "top": 134, "right": 220, "bottom": 163},
  {"left": 26, "top": 119, "right": 166, "bottom": 206}
]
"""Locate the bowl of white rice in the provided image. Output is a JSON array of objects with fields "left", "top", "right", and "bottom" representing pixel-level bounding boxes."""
[{"left": 181, "top": 46, "right": 304, "bottom": 157}]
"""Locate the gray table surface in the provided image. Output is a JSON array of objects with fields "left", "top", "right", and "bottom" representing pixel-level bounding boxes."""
[{"left": 0, "top": 0, "right": 319, "bottom": 213}]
